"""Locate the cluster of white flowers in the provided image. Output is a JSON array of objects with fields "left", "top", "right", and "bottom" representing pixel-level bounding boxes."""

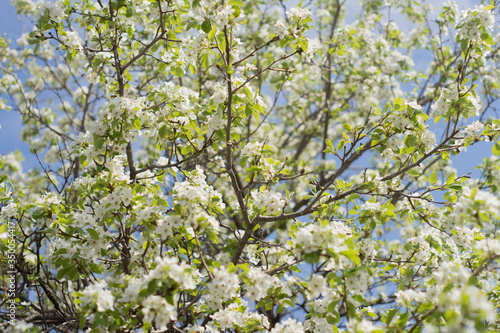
[
  {"left": 360, "top": 201, "right": 381, "bottom": 212},
  {"left": 423, "top": 261, "right": 496, "bottom": 323},
  {"left": 36, "top": 1, "right": 65, "bottom": 23},
  {"left": 214, "top": 5, "right": 235, "bottom": 29},
  {"left": 473, "top": 189, "right": 500, "bottom": 216},
  {"left": 3, "top": 320, "right": 33, "bottom": 333},
  {"left": 456, "top": 5, "right": 495, "bottom": 44},
  {"left": 210, "top": 299, "right": 269, "bottom": 330},
  {"left": 475, "top": 238, "right": 500, "bottom": 255},
  {"left": 433, "top": 261, "right": 470, "bottom": 286},
  {"left": 244, "top": 266, "right": 286, "bottom": 301},
  {"left": 148, "top": 256, "right": 197, "bottom": 290},
  {"left": 308, "top": 289, "right": 340, "bottom": 315},
  {"left": 80, "top": 280, "right": 114, "bottom": 312},
  {"left": 120, "top": 277, "right": 142, "bottom": 303},
  {"left": 452, "top": 188, "right": 500, "bottom": 225},
  {"left": 293, "top": 221, "right": 352, "bottom": 257},
  {"left": 252, "top": 189, "right": 285, "bottom": 215},
  {"left": 170, "top": 166, "right": 225, "bottom": 232},
  {"left": 308, "top": 274, "right": 327, "bottom": 299},
  {"left": 395, "top": 289, "right": 427, "bottom": 306},
  {"left": 420, "top": 129, "right": 436, "bottom": 150},
  {"left": 156, "top": 82, "right": 199, "bottom": 114},
  {"left": 1, "top": 202, "right": 17, "bottom": 218},
  {"left": 360, "top": 238, "right": 378, "bottom": 259},
  {"left": 0, "top": 152, "right": 22, "bottom": 173},
  {"left": 345, "top": 318, "right": 379, "bottom": 333},
  {"left": 156, "top": 214, "right": 183, "bottom": 238},
  {"left": 241, "top": 141, "right": 263, "bottom": 158},
  {"left": 210, "top": 84, "right": 228, "bottom": 105},
  {"left": 94, "top": 187, "right": 133, "bottom": 219},
  {"left": 287, "top": 7, "right": 312, "bottom": 21},
  {"left": 461, "top": 120, "right": 484, "bottom": 137},
  {"left": 274, "top": 19, "right": 288, "bottom": 39},
  {"left": 345, "top": 269, "right": 372, "bottom": 294},
  {"left": 117, "top": 256, "right": 195, "bottom": 307},
  {"left": 402, "top": 236, "right": 432, "bottom": 265},
  {"left": 206, "top": 266, "right": 239, "bottom": 309},
  {"left": 34, "top": 192, "right": 62, "bottom": 206},
  {"left": 61, "top": 31, "right": 83, "bottom": 50},
  {"left": 142, "top": 295, "right": 177, "bottom": 329},
  {"left": 432, "top": 87, "right": 482, "bottom": 120},
  {"left": 454, "top": 120, "right": 485, "bottom": 151},
  {"left": 180, "top": 32, "right": 210, "bottom": 65},
  {"left": 270, "top": 318, "right": 305, "bottom": 333},
  {"left": 303, "top": 317, "right": 332, "bottom": 333},
  {"left": 452, "top": 226, "right": 480, "bottom": 249},
  {"left": 206, "top": 114, "right": 225, "bottom": 136},
  {"left": 431, "top": 87, "right": 458, "bottom": 117},
  {"left": 407, "top": 101, "right": 422, "bottom": 110}
]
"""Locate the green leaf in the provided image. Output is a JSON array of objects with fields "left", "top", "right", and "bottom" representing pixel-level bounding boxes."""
[
  {"left": 228, "top": 0, "right": 243, "bottom": 6},
  {"left": 407, "top": 169, "right": 420, "bottom": 177},
  {"left": 94, "top": 312, "right": 108, "bottom": 327},
  {"left": 240, "top": 156, "right": 249, "bottom": 168},
  {"left": 394, "top": 97, "right": 403, "bottom": 111},
  {"left": 186, "top": 20, "right": 197, "bottom": 31},
  {"left": 171, "top": 66, "right": 185, "bottom": 77},
  {"left": 461, "top": 39, "right": 469, "bottom": 53},
  {"left": 492, "top": 142, "right": 500, "bottom": 156},
  {"left": 340, "top": 250, "right": 360, "bottom": 265},
  {"left": 343, "top": 123, "right": 353, "bottom": 132},
  {"left": 208, "top": 27, "right": 217, "bottom": 40},
  {"left": 159, "top": 125, "right": 168, "bottom": 138},
  {"left": 383, "top": 101, "right": 392, "bottom": 113},
  {"left": 386, "top": 308, "right": 398, "bottom": 325},
  {"left": 57, "top": 265, "right": 76, "bottom": 280},
  {"left": 404, "top": 135, "right": 417, "bottom": 147},
  {"left": 481, "top": 32, "right": 493, "bottom": 45},
  {"left": 303, "top": 252, "right": 319, "bottom": 263},
  {"left": 201, "top": 20, "right": 211, "bottom": 33},
  {"left": 94, "top": 136, "right": 104, "bottom": 149},
  {"left": 87, "top": 228, "right": 99, "bottom": 240},
  {"left": 132, "top": 118, "right": 141, "bottom": 130},
  {"left": 446, "top": 171, "right": 455, "bottom": 185},
  {"left": 429, "top": 171, "right": 437, "bottom": 184},
  {"left": 232, "top": 5, "right": 241, "bottom": 17}
]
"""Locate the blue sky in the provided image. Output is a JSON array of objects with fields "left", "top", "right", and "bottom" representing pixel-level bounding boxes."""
[
  {"left": 0, "top": 0, "right": 38, "bottom": 168},
  {"left": 0, "top": 0, "right": 494, "bottom": 177}
]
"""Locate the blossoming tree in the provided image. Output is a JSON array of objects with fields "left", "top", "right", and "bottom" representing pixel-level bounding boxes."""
[{"left": 1, "top": 0, "right": 500, "bottom": 332}]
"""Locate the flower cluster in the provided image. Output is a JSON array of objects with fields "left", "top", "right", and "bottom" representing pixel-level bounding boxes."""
[
  {"left": 210, "top": 299, "right": 270, "bottom": 331},
  {"left": 168, "top": 166, "right": 225, "bottom": 234},
  {"left": 36, "top": 1, "right": 65, "bottom": 23},
  {"left": 287, "top": 7, "right": 312, "bottom": 21},
  {"left": 242, "top": 266, "right": 288, "bottom": 302},
  {"left": 141, "top": 295, "right": 177, "bottom": 329},
  {"left": 292, "top": 221, "right": 352, "bottom": 257},
  {"left": 61, "top": 31, "right": 83, "bottom": 50},
  {"left": 241, "top": 141, "right": 263, "bottom": 158},
  {"left": 252, "top": 189, "right": 285, "bottom": 215},
  {"left": 206, "top": 266, "right": 239, "bottom": 309},
  {"left": 80, "top": 280, "right": 114, "bottom": 312},
  {"left": 456, "top": 5, "right": 495, "bottom": 45}
]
